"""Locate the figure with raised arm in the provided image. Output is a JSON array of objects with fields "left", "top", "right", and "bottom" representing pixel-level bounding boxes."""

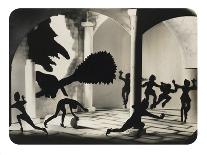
[
  {"left": 172, "top": 79, "right": 197, "bottom": 122},
  {"left": 119, "top": 70, "right": 130, "bottom": 109},
  {"left": 11, "top": 92, "right": 48, "bottom": 134},
  {"left": 142, "top": 74, "right": 160, "bottom": 107}
]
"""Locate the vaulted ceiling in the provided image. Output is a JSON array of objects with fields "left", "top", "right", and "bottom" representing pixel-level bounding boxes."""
[{"left": 10, "top": 8, "right": 196, "bottom": 61}]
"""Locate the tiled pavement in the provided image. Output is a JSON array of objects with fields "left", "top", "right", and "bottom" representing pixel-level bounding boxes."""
[{"left": 9, "top": 109, "right": 197, "bottom": 144}]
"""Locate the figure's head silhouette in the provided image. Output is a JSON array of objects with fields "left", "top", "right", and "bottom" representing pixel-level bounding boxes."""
[
  {"left": 184, "top": 79, "right": 190, "bottom": 87},
  {"left": 149, "top": 74, "right": 156, "bottom": 81},
  {"left": 126, "top": 73, "right": 130, "bottom": 79},
  {"left": 14, "top": 92, "right": 20, "bottom": 101}
]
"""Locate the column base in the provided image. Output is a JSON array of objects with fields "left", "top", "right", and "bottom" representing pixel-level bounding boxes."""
[{"left": 86, "top": 106, "right": 96, "bottom": 112}]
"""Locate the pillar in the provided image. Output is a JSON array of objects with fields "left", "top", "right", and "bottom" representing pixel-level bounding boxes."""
[
  {"left": 128, "top": 9, "right": 141, "bottom": 115},
  {"left": 81, "top": 21, "right": 96, "bottom": 112},
  {"left": 25, "top": 59, "right": 37, "bottom": 119}
]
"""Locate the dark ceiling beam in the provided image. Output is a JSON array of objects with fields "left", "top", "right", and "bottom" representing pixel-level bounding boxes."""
[{"left": 137, "top": 8, "right": 196, "bottom": 34}]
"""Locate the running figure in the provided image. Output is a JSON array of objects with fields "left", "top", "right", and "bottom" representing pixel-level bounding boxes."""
[
  {"left": 106, "top": 98, "right": 165, "bottom": 137},
  {"left": 142, "top": 74, "right": 160, "bottom": 107},
  {"left": 10, "top": 92, "right": 48, "bottom": 134},
  {"left": 44, "top": 98, "right": 88, "bottom": 128},
  {"left": 173, "top": 79, "right": 197, "bottom": 123},
  {"left": 119, "top": 70, "right": 130, "bottom": 108},
  {"left": 150, "top": 80, "right": 177, "bottom": 109}
]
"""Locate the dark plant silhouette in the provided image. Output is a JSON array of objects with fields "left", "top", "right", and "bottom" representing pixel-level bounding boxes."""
[
  {"left": 27, "top": 18, "right": 70, "bottom": 72},
  {"left": 44, "top": 98, "right": 88, "bottom": 128},
  {"left": 106, "top": 98, "right": 165, "bottom": 137},
  {"left": 150, "top": 81, "right": 177, "bottom": 109},
  {"left": 10, "top": 92, "right": 48, "bottom": 134},
  {"left": 36, "top": 51, "right": 117, "bottom": 98},
  {"left": 119, "top": 70, "right": 130, "bottom": 108},
  {"left": 173, "top": 79, "right": 197, "bottom": 122}
]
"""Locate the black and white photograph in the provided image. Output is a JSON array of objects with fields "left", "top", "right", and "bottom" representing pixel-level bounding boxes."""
[{"left": 9, "top": 8, "right": 197, "bottom": 144}]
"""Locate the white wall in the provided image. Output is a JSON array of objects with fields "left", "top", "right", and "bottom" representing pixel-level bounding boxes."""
[
  {"left": 11, "top": 16, "right": 82, "bottom": 121},
  {"left": 142, "top": 20, "right": 197, "bottom": 123},
  {"left": 93, "top": 18, "right": 131, "bottom": 109},
  {"left": 11, "top": 37, "right": 27, "bottom": 123}
]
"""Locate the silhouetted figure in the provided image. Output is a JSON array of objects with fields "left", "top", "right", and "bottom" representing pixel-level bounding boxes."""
[
  {"left": 10, "top": 92, "right": 48, "bottom": 134},
  {"left": 150, "top": 80, "right": 177, "bottom": 109},
  {"left": 36, "top": 51, "right": 117, "bottom": 98},
  {"left": 44, "top": 98, "right": 88, "bottom": 128},
  {"left": 142, "top": 75, "right": 160, "bottom": 107},
  {"left": 173, "top": 79, "right": 197, "bottom": 122},
  {"left": 27, "top": 18, "right": 70, "bottom": 72},
  {"left": 106, "top": 99, "right": 165, "bottom": 137},
  {"left": 119, "top": 70, "right": 130, "bottom": 108}
]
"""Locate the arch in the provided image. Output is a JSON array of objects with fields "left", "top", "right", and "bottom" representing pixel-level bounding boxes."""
[{"left": 93, "top": 17, "right": 131, "bottom": 109}]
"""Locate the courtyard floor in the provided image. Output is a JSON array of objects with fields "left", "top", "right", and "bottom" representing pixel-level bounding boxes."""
[{"left": 9, "top": 108, "right": 197, "bottom": 144}]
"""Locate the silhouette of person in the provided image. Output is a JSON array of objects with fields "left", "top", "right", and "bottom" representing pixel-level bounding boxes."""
[
  {"left": 10, "top": 92, "right": 48, "bottom": 134},
  {"left": 150, "top": 80, "right": 177, "bottom": 109},
  {"left": 119, "top": 70, "right": 130, "bottom": 108},
  {"left": 142, "top": 74, "right": 160, "bottom": 107},
  {"left": 106, "top": 98, "right": 165, "bottom": 137},
  {"left": 44, "top": 98, "right": 88, "bottom": 128},
  {"left": 173, "top": 79, "right": 197, "bottom": 122}
]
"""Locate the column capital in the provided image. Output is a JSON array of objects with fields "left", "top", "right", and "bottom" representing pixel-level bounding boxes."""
[
  {"left": 81, "top": 21, "right": 94, "bottom": 27},
  {"left": 127, "top": 9, "right": 137, "bottom": 16}
]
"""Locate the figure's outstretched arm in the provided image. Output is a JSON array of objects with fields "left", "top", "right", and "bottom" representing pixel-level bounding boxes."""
[
  {"left": 69, "top": 105, "right": 78, "bottom": 118},
  {"left": 21, "top": 95, "right": 27, "bottom": 105},
  {"left": 170, "top": 88, "right": 177, "bottom": 93},
  {"left": 144, "top": 111, "right": 165, "bottom": 119},
  {"left": 190, "top": 79, "right": 197, "bottom": 90},
  {"left": 142, "top": 82, "right": 148, "bottom": 87},
  {"left": 119, "top": 71, "right": 125, "bottom": 81},
  {"left": 10, "top": 103, "right": 16, "bottom": 108},
  {"left": 76, "top": 102, "right": 88, "bottom": 112},
  {"left": 154, "top": 82, "right": 161, "bottom": 88},
  {"left": 172, "top": 80, "right": 182, "bottom": 89},
  {"left": 170, "top": 81, "right": 178, "bottom": 93}
]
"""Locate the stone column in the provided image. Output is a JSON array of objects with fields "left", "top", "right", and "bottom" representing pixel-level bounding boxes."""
[
  {"left": 25, "top": 59, "right": 38, "bottom": 120},
  {"left": 128, "top": 9, "right": 139, "bottom": 115},
  {"left": 81, "top": 21, "right": 96, "bottom": 111}
]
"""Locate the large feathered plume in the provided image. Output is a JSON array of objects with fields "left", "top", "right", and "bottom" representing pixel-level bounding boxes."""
[{"left": 36, "top": 51, "right": 117, "bottom": 98}]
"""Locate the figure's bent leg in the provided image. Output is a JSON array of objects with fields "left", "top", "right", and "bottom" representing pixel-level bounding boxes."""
[
  {"left": 124, "top": 91, "right": 130, "bottom": 108},
  {"left": 162, "top": 95, "right": 171, "bottom": 108},
  {"left": 122, "top": 89, "right": 126, "bottom": 104},
  {"left": 23, "top": 115, "right": 48, "bottom": 134},
  {"left": 44, "top": 107, "right": 60, "bottom": 128},
  {"left": 184, "top": 102, "right": 191, "bottom": 123},
  {"left": 60, "top": 108, "right": 66, "bottom": 128},
  {"left": 181, "top": 103, "right": 185, "bottom": 122},
  {"left": 136, "top": 122, "right": 146, "bottom": 137},
  {"left": 17, "top": 114, "right": 23, "bottom": 132},
  {"left": 106, "top": 121, "right": 132, "bottom": 135},
  {"left": 151, "top": 95, "right": 163, "bottom": 109},
  {"left": 152, "top": 92, "right": 157, "bottom": 105},
  {"left": 145, "top": 92, "right": 149, "bottom": 102}
]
